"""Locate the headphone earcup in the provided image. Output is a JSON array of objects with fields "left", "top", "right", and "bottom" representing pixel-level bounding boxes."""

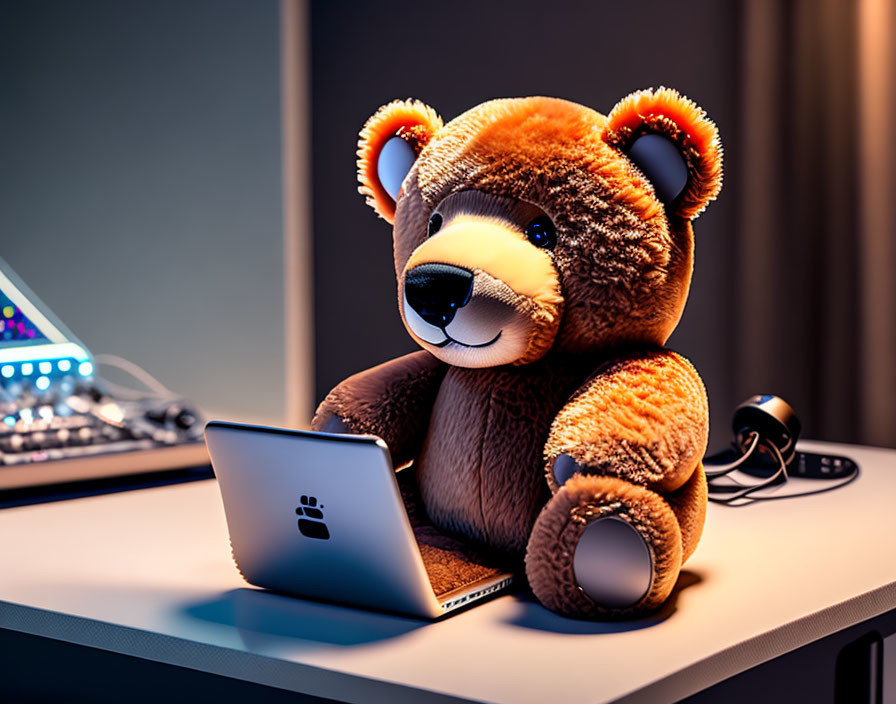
[{"left": 732, "top": 395, "right": 801, "bottom": 465}]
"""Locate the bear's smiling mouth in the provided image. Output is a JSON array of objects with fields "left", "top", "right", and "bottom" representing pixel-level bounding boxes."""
[
  {"left": 432, "top": 330, "right": 503, "bottom": 348},
  {"left": 399, "top": 259, "right": 563, "bottom": 367},
  {"left": 402, "top": 288, "right": 511, "bottom": 350}
]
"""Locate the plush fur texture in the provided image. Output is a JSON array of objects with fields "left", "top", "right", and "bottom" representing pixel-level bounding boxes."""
[
  {"left": 525, "top": 473, "right": 682, "bottom": 619},
  {"left": 543, "top": 349, "right": 709, "bottom": 495},
  {"left": 312, "top": 351, "right": 446, "bottom": 469},
  {"left": 402, "top": 191, "right": 565, "bottom": 367},
  {"left": 415, "top": 353, "right": 597, "bottom": 554},
  {"left": 312, "top": 88, "right": 722, "bottom": 619},
  {"left": 603, "top": 87, "right": 723, "bottom": 220},
  {"left": 357, "top": 99, "right": 443, "bottom": 222},
  {"left": 394, "top": 97, "right": 695, "bottom": 356},
  {"left": 398, "top": 469, "right": 511, "bottom": 597},
  {"left": 666, "top": 464, "right": 707, "bottom": 562}
]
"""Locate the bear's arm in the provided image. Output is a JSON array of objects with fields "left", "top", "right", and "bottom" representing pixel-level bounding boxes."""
[
  {"left": 311, "top": 351, "right": 447, "bottom": 469},
  {"left": 544, "top": 349, "right": 708, "bottom": 494}
]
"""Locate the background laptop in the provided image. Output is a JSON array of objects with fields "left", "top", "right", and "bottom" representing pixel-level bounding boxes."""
[
  {"left": 205, "top": 421, "right": 514, "bottom": 619},
  {"left": 0, "top": 256, "right": 208, "bottom": 489}
]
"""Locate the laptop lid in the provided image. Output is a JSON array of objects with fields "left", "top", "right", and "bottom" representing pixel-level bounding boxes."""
[{"left": 205, "top": 421, "right": 443, "bottom": 619}]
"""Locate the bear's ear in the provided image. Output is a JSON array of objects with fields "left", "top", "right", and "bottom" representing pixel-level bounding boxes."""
[
  {"left": 357, "top": 99, "right": 443, "bottom": 223},
  {"left": 602, "top": 87, "right": 723, "bottom": 220}
]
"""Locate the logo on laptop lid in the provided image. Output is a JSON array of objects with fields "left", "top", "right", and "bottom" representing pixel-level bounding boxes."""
[{"left": 295, "top": 495, "right": 329, "bottom": 540}]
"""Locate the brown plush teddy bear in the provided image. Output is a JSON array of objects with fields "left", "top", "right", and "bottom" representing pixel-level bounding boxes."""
[{"left": 311, "top": 88, "right": 723, "bottom": 619}]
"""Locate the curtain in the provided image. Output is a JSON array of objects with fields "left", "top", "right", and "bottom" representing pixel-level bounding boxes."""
[{"left": 735, "top": 0, "right": 896, "bottom": 447}]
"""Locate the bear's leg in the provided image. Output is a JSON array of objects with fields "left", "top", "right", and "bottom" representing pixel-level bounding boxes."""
[
  {"left": 665, "top": 464, "right": 707, "bottom": 563},
  {"left": 525, "top": 473, "right": 682, "bottom": 619}
]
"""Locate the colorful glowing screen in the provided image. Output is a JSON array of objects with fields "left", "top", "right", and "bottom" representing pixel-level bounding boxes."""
[{"left": 0, "top": 292, "right": 48, "bottom": 347}]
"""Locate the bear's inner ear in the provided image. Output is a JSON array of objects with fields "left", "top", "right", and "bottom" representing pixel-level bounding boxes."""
[
  {"left": 377, "top": 137, "right": 418, "bottom": 201},
  {"left": 603, "top": 87, "right": 723, "bottom": 220},
  {"left": 357, "top": 99, "right": 443, "bottom": 224},
  {"left": 626, "top": 134, "right": 689, "bottom": 205}
]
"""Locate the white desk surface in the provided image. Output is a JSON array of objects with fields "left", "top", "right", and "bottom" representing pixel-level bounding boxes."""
[{"left": 1, "top": 441, "right": 895, "bottom": 703}]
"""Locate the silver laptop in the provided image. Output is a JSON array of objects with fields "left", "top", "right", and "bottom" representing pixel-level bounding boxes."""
[{"left": 205, "top": 421, "right": 514, "bottom": 619}]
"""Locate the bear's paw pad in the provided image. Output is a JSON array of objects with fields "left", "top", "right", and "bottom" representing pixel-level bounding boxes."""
[{"left": 573, "top": 517, "right": 653, "bottom": 608}]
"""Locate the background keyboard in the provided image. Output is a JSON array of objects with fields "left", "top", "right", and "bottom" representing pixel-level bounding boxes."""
[{"left": 0, "top": 387, "right": 208, "bottom": 489}]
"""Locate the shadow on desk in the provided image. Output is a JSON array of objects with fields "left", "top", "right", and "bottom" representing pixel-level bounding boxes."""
[
  {"left": 503, "top": 570, "right": 703, "bottom": 634},
  {"left": 184, "top": 587, "right": 427, "bottom": 647},
  {"left": 0, "top": 465, "right": 213, "bottom": 509},
  {"left": 184, "top": 570, "right": 703, "bottom": 648}
]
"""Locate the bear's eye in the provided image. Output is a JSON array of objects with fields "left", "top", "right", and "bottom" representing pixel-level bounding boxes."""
[
  {"left": 428, "top": 212, "right": 443, "bottom": 237},
  {"left": 524, "top": 216, "right": 556, "bottom": 249}
]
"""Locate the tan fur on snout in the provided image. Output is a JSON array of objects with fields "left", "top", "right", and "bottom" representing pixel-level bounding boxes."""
[
  {"left": 400, "top": 219, "right": 564, "bottom": 366},
  {"left": 407, "top": 219, "right": 562, "bottom": 304}
]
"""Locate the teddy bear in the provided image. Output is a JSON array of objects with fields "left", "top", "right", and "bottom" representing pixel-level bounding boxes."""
[{"left": 310, "top": 88, "right": 723, "bottom": 619}]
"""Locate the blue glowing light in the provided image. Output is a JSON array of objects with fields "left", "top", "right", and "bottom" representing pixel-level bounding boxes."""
[
  {"left": 58, "top": 359, "right": 72, "bottom": 372},
  {"left": 39, "top": 361, "right": 52, "bottom": 375},
  {"left": 1, "top": 365, "right": 13, "bottom": 378},
  {"left": 35, "top": 376, "right": 51, "bottom": 391},
  {"left": 21, "top": 363, "right": 33, "bottom": 375},
  {"left": 3, "top": 416, "right": 15, "bottom": 427},
  {"left": 78, "top": 361, "right": 94, "bottom": 377}
]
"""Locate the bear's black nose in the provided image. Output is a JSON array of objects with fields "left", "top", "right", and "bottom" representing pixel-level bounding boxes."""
[{"left": 404, "top": 263, "right": 474, "bottom": 328}]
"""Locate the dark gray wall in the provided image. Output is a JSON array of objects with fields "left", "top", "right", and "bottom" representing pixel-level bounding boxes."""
[
  {"left": 311, "top": 0, "right": 740, "bottom": 449},
  {"left": 0, "top": 0, "right": 285, "bottom": 424}
]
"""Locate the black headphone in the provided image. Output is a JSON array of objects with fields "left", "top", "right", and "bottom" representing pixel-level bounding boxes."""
[{"left": 705, "top": 394, "right": 859, "bottom": 505}]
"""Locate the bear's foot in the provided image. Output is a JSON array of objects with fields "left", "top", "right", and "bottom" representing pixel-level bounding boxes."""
[
  {"left": 525, "top": 474, "right": 682, "bottom": 619},
  {"left": 573, "top": 516, "right": 653, "bottom": 607}
]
